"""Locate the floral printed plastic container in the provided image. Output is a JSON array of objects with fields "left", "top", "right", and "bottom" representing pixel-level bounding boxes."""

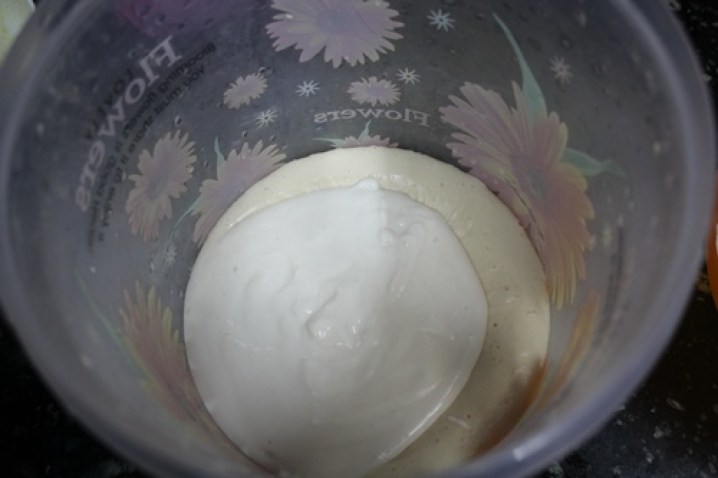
[{"left": 0, "top": 1, "right": 713, "bottom": 477}]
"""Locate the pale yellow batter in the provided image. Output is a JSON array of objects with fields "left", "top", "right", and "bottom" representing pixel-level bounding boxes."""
[{"left": 199, "top": 146, "right": 550, "bottom": 476}]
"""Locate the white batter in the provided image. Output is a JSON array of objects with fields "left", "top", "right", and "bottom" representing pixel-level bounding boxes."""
[{"left": 184, "top": 146, "right": 550, "bottom": 477}]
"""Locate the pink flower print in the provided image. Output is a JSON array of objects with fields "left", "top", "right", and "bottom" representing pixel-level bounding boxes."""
[
  {"left": 266, "top": 0, "right": 403, "bottom": 68},
  {"left": 223, "top": 72, "right": 267, "bottom": 110},
  {"left": 125, "top": 131, "right": 196, "bottom": 241},
  {"left": 348, "top": 76, "right": 400, "bottom": 106},
  {"left": 440, "top": 82, "right": 595, "bottom": 307},
  {"left": 192, "top": 141, "right": 286, "bottom": 244}
]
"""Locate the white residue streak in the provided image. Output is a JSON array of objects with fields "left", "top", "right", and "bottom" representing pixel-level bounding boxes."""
[{"left": 445, "top": 415, "right": 471, "bottom": 430}]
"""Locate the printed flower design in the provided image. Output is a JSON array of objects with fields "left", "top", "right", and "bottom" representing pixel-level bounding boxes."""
[
  {"left": 125, "top": 131, "right": 196, "bottom": 241},
  {"left": 223, "top": 72, "right": 267, "bottom": 109},
  {"left": 256, "top": 109, "right": 278, "bottom": 127},
  {"left": 550, "top": 56, "right": 573, "bottom": 86},
  {"left": 296, "top": 80, "right": 320, "bottom": 97},
  {"left": 396, "top": 67, "right": 420, "bottom": 85},
  {"left": 192, "top": 141, "right": 286, "bottom": 244},
  {"left": 150, "top": 241, "right": 177, "bottom": 273},
  {"left": 348, "top": 76, "right": 400, "bottom": 106},
  {"left": 318, "top": 121, "right": 397, "bottom": 149},
  {"left": 164, "top": 242, "right": 177, "bottom": 265},
  {"left": 427, "top": 9, "right": 455, "bottom": 31},
  {"left": 120, "top": 282, "right": 236, "bottom": 450},
  {"left": 266, "top": 0, "right": 403, "bottom": 68},
  {"left": 440, "top": 83, "right": 594, "bottom": 307}
]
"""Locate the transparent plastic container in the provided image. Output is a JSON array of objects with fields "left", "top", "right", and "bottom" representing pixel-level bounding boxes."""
[{"left": 0, "top": 1, "right": 713, "bottom": 477}]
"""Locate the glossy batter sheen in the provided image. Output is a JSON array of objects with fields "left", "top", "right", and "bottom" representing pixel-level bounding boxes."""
[
  {"left": 185, "top": 146, "right": 550, "bottom": 477},
  {"left": 185, "top": 176, "right": 488, "bottom": 477}
]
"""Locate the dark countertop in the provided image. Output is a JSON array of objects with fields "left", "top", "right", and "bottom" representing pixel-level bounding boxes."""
[{"left": 2, "top": 2, "right": 718, "bottom": 477}]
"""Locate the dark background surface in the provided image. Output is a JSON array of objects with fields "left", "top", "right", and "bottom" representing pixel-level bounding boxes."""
[{"left": 2, "top": 1, "right": 718, "bottom": 477}]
